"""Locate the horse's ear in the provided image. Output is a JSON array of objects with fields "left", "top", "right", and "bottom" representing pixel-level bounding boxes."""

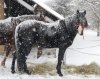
[
  {"left": 77, "top": 10, "right": 79, "bottom": 14},
  {"left": 84, "top": 10, "right": 86, "bottom": 15}
]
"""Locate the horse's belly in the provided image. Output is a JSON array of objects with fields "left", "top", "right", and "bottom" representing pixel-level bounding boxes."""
[
  {"left": 36, "top": 44, "right": 57, "bottom": 48},
  {"left": 36, "top": 39, "right": 59, "bottom": 48}
]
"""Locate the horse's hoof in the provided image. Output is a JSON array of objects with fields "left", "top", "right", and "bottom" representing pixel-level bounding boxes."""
[
  {"left": 11, "top": 70, "right": 15, "bottom": 74},
  {"left": 25, "top": 70, "right": 31, "bottom": 75},
  {"left": 18, "top": 71, "right": 24, "bottom": 75},
  {"left": 57, "top": 71, "right": 63, "bottom": 76},
  {"left": 58, "top": 73, "right": 63, "bottom": 76},
  {"left": 1, "top": 62, "right": 5, "bottom": 67}
]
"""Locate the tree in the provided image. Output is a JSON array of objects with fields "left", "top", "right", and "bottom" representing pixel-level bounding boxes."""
[
  {"left": 46, "top": 0, "right": 72, "bottom": 17},
  {"left": 85, "top": 0, "right": 100, "bottom": 36}
]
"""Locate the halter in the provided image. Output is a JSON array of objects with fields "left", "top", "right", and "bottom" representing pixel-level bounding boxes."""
[
  {"left": 74, "top": 16, "right": 81, "bottom": 30},
  {"left": 59, "top": 19, "right": 70, "bottom": 35}
]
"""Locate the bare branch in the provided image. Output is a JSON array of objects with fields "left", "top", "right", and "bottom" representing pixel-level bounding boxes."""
[{"left": 85, "top": 0, "right": 100, "bottom": 20}]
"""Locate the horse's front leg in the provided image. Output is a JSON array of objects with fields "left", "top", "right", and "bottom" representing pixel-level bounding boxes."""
[
  {"left": 56, "top": 47, "right": 66, "bottom": 76},
  {"left": 11, "top": 51, "right": 17, "bottom": 73},
  {"left": 57, "top": 41, "right": 72, "bottom": 76},
  {"left": 1, "top": 44, "right": 11, "bottom": 66}
]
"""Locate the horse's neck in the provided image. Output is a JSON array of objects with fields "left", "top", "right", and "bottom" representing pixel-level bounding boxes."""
[{"left": 65, "top": 16, "right": 78, "bottom": 40}]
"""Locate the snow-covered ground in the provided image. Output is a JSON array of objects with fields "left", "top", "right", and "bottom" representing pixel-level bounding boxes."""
[
  {"left": 65, "top": 29, "right": 100, "bottom": 66},
  {"left": 0, "top": 29, "right": 100, "bottom": 79}
]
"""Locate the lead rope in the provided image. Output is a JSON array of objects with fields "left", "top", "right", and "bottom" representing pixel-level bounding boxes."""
[
  {"left": 83, "top": 35, "right": 84, "bottom": 39},
  {"left": 83, "top": 30, "right": 85, "bottom": 39}
]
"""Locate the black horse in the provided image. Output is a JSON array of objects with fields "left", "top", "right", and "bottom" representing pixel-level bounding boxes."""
[
  {"left": 13, "top": 10, "right": 88, "bottom": 76},
  {"left": 0, "top": 14, "right": 45, "bottom": 66}
]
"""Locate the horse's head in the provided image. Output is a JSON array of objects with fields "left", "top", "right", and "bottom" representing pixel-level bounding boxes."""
[
  {"left": 75, "top": 10, "right": 88, "bottom": 35},
  {"left": 36, "top": 13, "right": 46, "bottom": 22}
]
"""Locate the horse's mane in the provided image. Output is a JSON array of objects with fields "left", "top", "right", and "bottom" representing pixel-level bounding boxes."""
[
  {"left": 63, "top": 13, "right": 78, "bottom": 36},
  {"left": 64, "top": 13, "right": 77, "bottom": 26}
]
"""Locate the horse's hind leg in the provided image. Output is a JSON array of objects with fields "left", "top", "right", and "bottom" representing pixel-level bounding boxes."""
[
  {"left": 1, "top": 44, "right": 11, "bottom": 66},
  {"left": 17, "top": 52, "right": 30, "bottom": 74},
  {"left": 11, "top": 51, "right": 16, "bottom": 73},
  {"left": 17, "top": 43, "right": 33, "bottom": 74},
  {"left": 17, "top": 50, "right": 26, "bottom": 74}
]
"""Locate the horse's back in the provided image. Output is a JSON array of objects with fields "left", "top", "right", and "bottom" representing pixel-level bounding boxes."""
[
  {"left": 15, "top": 20, "right": 59, "bottom": 36},
  {"left": 15, "top": 20, "right": 61, "bottom": 48}
]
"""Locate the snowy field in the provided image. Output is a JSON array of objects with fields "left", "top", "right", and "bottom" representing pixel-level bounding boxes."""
[
  {"left": 65, "top": 29, "right": 100, "bottom": 66},
  {"left": 0, "top": 29, "right": 100, "bottom": 79}
]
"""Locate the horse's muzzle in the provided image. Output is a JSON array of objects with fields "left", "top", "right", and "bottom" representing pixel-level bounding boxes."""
[
  {"left": 80, "top": 30, "right": 83, "bottom": 35},
  {"left": 78, "top": 25, "right": 84, "bottom": 36}
]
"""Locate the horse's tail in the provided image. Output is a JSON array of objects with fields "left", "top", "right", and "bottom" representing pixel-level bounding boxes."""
[{"left": 15, "top": 24, "right": 21, "bottom": 53}]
